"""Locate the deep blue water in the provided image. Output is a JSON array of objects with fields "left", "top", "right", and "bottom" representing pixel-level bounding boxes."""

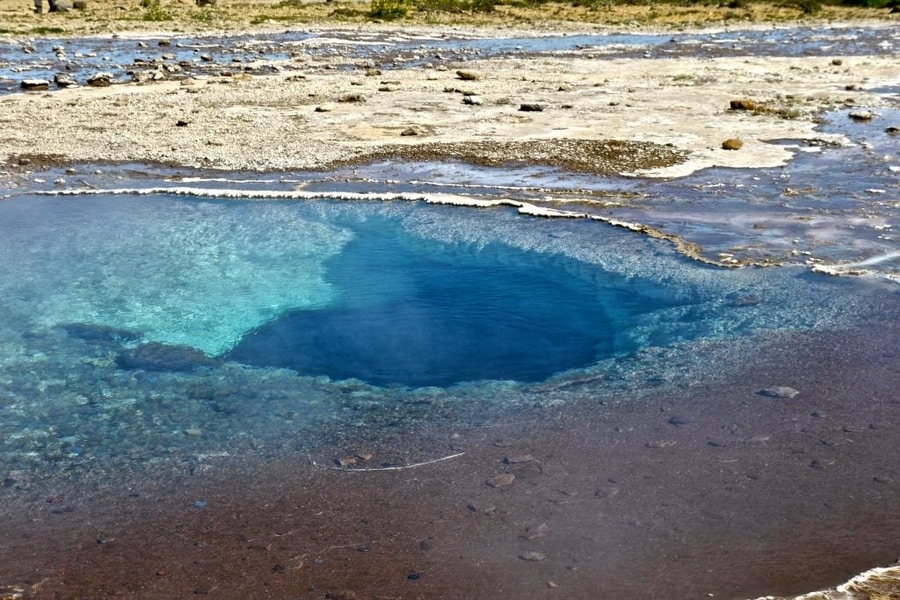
[{"left": 226, "top": 214, "right": 675, "bottom": 386}]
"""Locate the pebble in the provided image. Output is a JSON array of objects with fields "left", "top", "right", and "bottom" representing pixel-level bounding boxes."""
[
  {"left": 759, "top": 386, "right": 800, "bottom": 399},
  {"left": 848, "top": 110, "right": 874, "bottom": 121},
  {"left": 456, "top": 69, "right": 482, "bottom": 81},
  {"left": 519, "top": 103, "right": 545, "bottom": 112},
  {"left": 519, "top": 551, "right": 546, "bottom": 561},
  {"left": 722, "top": 138, "right": 744, "bottom": 150},
  {"left": 486, "top": 473, "right": 515, "bottom": 488},
  {"left": 462, "top": 95, "right": 483, "bottom": 106},
  {"left": 503, "top": 454, "right": 535, "bottom": 464}
]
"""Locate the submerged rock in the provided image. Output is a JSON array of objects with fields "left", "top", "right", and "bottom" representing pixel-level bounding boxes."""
[{"left": 116, "top": 342, "right": 220, "bottom": 372}]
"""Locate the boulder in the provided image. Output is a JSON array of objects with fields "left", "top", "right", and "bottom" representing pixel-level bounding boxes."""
[{"left": 722, "top": 138, "right": 744, "bottom": 150}]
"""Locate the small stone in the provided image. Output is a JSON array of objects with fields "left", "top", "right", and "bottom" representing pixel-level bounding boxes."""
[
  {"left": 54, "top": 73, "right": 77, "bottom": 88},
  {"left": 759, "top": 386, "right": 800, "bottom": 399},
  {"left": 503, "top": 454, "right": 535, "bottom": 464},
  {"left": 355, "top": 452, "right": 374, "bottom": 462},
  {"left": 525, "top": 523, "right": 550, "bottom": 539},
  {"left": 400, "top": 127, "right": 421, "bottom": 137},
  {"left": 462, "top": 95, "right": 483, "bottom": 106},
  {"left": 873, "top": 476, "right": 892, "bottom": 484},
  {"left": 885, "top": 126, "right": 899, "bottom": 135},
  {"left": 722, "top": 138, "right": 744, "bottom": 150},
  {"left": 831, "top": 58, "right": 844, "bottom": 66},
  {"left": 185, "top": 427, "right": 202, "bottom": 436},
  {"left": 338, "top": 93, "right": 365, "bottom": 103},
  {"left": 729, "top": 99, "right": 759, "bottom": 111},
  {"left": 848, "top": 110, "right": 874, "bottom": 121},
  {"left": 335, "top": 456, "right": 357, "bottom": 468},
  {"left": 456, "top": 70, "right": 482, "bottom": 81},
  {"left": 594, "top": 486, "right": 619, "bottom": 499},
  {"left": 519, "top": 103, "right": 545, "bottom": 112},
  {"left": 486, "top": 473, "right": 515, "bottom": 488},
  {"left": 314, "top": 105, "right": 332, "bottom": 113},
  {"left": 175, "top": 119, "right": 189, "bottom": 127},
  {"left": 21, "top": 79, "right": 50, "bottom": 91},
  {"left": 86, "top": 72, "right": 113, "bottom": 87},
  {"left": 200, "top": 54, "right": 214, "bottom": 62},
  {"left": 518, "top": 551, "right": 546, "bottom": 561},
  {"left": 547, "top": 581, "right": 559, "bottom": 588},
  {"left": 407, "top": 571, "right": 421, "bottom": 580}
]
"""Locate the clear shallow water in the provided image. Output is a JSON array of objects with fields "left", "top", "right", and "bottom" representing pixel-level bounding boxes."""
[{"left": 1, "top": 24, "right": 896, "bottom": 94}]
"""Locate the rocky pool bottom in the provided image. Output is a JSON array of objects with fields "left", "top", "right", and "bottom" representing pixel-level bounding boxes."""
[{"left": 1, "top": 317, "right": 899, "bottom": 599}]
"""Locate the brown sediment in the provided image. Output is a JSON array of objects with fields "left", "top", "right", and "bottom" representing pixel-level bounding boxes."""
[
  {"left": 1, "top": 318, "right": 899, "bottom": 599},
  {"left": 341, "top": 139, "right": 687, "bottom": 176}
]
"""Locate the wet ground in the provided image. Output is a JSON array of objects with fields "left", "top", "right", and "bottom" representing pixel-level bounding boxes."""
[{"left": 1, "top": 24, "right": 897, "bottom": 94}]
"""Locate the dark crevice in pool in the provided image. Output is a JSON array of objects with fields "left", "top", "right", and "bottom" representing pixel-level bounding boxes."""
[{"left": 225, "top": 215, "right": 677, "bottom": 388}]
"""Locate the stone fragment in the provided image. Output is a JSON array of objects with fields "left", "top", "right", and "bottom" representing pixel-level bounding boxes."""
[
  {"left": 759, "top": 386, "right": 800, "bottom": 399},
  {"left": 86, "top": 72, "right": 113, "bottom": 87},
  {"left": 519, "top": 103, "right": 545, "bottom": 112},
  {"left": 730, "top": 99, "right": 760, "bottom": 111},
  {"left": 849, "top": 110, "right": 874, "bottom": 121},
  {"left": 54, "top": 73, "right": 77, "bottom": 88},
  {"left": 486, "top": 473, "right": 515, "bottom": 488},
  {"left": 21, "top": 79, "right": 50, "bottom": 91},
  {"left": 722, "top": 138, "right": 744, "bottom": 150},
  {"left": 462, "top": 95, "right": 482, "bottom": 106},
  {"left": 456, "top": 69, "right": 482, "bottom": 81},
  {"left": 338, "top": 93, "right": 365, "bottom": 103},
  {"left": 886, "top": 126, "right": 899, "bottom": 135},
  {"left": 518, "top": 551, "right": 546, "bottom": 561},
  {"left": 503, "top": 454, "right": 535, "bottom": 464}
]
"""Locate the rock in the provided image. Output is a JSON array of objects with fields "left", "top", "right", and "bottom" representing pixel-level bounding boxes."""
[
  {"left": 87, "top": 72, "right": 113, "bottom": 87},
  {"left": 400, "top": 126, "right": 422, "bottom": 136},
  {"left": 456, "top": 69, "right": 482, "bottom": 81},
  {"left": 831, "top": 58, "right": 843, "bottom": 66},
  {"left": 462, "top": 95, "right": 482, "bottom": 106},
  {"left": 730, "top": 99, "right": 760, "bottom": 111},
  {"left": 21, "top": 79, "right": 50, "bottom": 91},
  {"left": 519, "top": 103, "right": 545, "bottom": 112},
  {"left": 848, "top": 110, "right": 874, "bottom": 121},
  {"left": 518, "top": 551, "right": 546, "bottom": 561},
  {"left": 196, "top": 0, "right": 215, "bottom": 5},
  {"left": 49, "top": 0, "right": 71, "bottom": 12},
  {"left": 73, "top": 0, "right": 87, "bottom": 8},
  {"left": 759, "top": 386, "right": 800, "bottom": 399},
  {"left": 503, "top": 454, "right": 535, "bottom": 464},
  {"left": 486, "top": 473, "right": 515, "bottom": 488},
  {"left": 54, "top": 73, "right": 77, "bottom": 88},
  {"left": 116, "top": 342, "right": 220, "bottom": 372},
  {"left": 885, "top": 126, "right": 899, "bottom": 135},
  {"left": 722, "top": 138, "right": 744, "bottom": 150},
  {"left": 338, "top": 93, "right": 365, "bottom": 103}
]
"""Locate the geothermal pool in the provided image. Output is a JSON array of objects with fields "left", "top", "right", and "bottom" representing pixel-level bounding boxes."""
[{"left": 0, "top": 25, "right": 898, "bottom": 600}]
